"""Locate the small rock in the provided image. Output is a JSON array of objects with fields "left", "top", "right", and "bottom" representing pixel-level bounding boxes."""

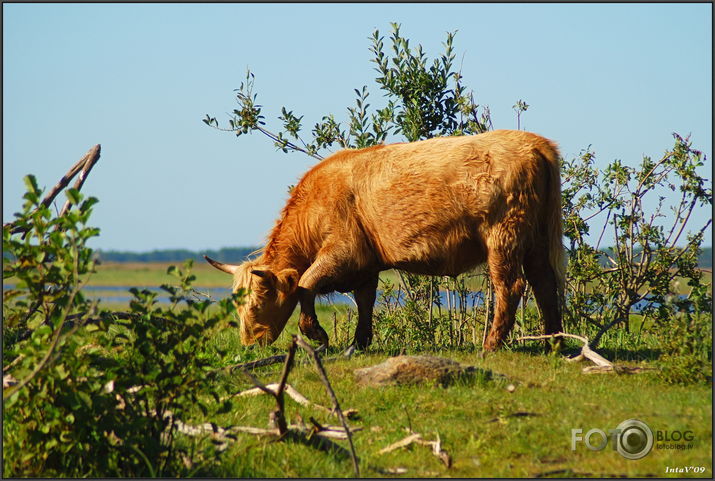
[{"left": 354, "top": 355, "right": 492, "bottom": 387}]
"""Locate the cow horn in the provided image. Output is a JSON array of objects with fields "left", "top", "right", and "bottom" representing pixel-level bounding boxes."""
[{"left": 203, "top": 255, "right": 239, "bottom": 274}]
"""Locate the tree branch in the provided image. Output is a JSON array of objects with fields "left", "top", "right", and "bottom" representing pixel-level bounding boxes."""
[{"left": 4, "top": 144, "right": 101, "bottom": 235}]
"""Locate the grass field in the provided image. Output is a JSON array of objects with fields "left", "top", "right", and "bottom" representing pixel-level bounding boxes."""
[
  {"left": 9, "top": 261, "right": 710, "bottom": 477},
  {"left": 188, "top": 327, "right": 713, "bottom": 478},
  {"left": 87, "top": 261, "right": 712, "bottom": 292},
  {"left": 126, "top": 254, "right": 708, "bottom": 478},
  {"left": 86, "top": 261, "right": 415, "bottom": 289},
  {"left": 87, "top": 261, "right": 231, "bottom": 287}
]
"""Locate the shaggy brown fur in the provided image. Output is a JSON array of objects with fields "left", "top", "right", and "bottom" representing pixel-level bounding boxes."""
[{"left": 206, "top": 129, "right": 565, "bottom": 350}]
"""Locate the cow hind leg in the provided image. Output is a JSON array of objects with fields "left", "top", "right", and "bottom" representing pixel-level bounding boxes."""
[
  {"left": 352, "top": 274, "right": 379, "bottom": 350},
  {"left": 523, "top": 247, "right": 563, "bottom": 351},
  {"left": 483, "top": 249, "right": 525, "bottom": 351}
]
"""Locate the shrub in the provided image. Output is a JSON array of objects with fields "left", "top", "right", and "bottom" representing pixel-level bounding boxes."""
[{"left": 3, "top": 177, "right": 239, "bottom": 476}]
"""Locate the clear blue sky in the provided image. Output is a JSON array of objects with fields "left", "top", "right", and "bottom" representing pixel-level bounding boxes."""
[{"left": 3, "top": 3, "right": 711, "bottom": 252}]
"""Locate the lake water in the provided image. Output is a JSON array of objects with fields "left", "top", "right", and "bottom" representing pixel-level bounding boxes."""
[
  {"left": 2, "top": 284, "right": 483, "bottom": 308},
  {"left": 3, "top": 284, "right": 683, "bottom": 312}
]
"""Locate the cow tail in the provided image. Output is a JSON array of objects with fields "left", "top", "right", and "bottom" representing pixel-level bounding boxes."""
[{"left": 542, "top": 141, "right": 566, "bottom": 306}]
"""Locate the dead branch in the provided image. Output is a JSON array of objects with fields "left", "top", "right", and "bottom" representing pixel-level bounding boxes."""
[
  {"left": 378, "top": 431, "right": 451, "bottom": 468},
  {"left": 239, "top": 343, "right": 296, "bottom": 436},
  {"left": 59, "top": 144, "right": 102, "bottom": 217},
  {"left": 230, "top": 382, "right": 358, "bottom": 419},
  {"left": 294, "top": 335, "right": 360, "bottom": 476},
  {"left": 230, "top": 335, "right": 359, "bottom": 475},
  {"left": 5, "top": 144, "right": 101, "bottom": 235},
  {"left": 516, "top": 332, "right": 613, "bottom": 368},
  {"left": 160, "top": 409, "right": 360, "bottom": 455},
  {"left": 378, "top": 433, "right": 422, "bottom": 454}
]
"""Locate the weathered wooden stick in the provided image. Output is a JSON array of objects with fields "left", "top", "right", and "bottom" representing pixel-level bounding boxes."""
[
  {"left": 516, "top": 332, "right": 613, "bottom": 367},
  {"left": 234, "top": 383, "right": 328, "bottom": 413},
  {"left": 59, "top": 144, "right": 102, "bottom": 216},
  {"left": 165, "top": 409, "right": 360, "bottom": 454},
  {"left": 378, "top": 433, "right": 422, "bottom": 454},
  {"left": 232, "top": 382, "right": 360, "bottom": 420},
  {"left": 582, "top": 365, "right": 660, "bottom": 375},
  {"left": 294, "top": 335, "right": 360, "bottom": 477},
  {"left": 378, "top": 431, "right": 451, "bottom": 467},
  {"left": 40, "top": 144, "right": 100, "bottom": 211},
  {"left": 240, "top": 367, "right": 288, "bottom": 435},
  {"left": 5, "top": 144, "right": 101, "bottom": 235}
]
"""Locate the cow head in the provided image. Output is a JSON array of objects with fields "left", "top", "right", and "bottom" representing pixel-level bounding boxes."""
[{"left": 204, "top": 255, "right": 299, "bottom": 345}]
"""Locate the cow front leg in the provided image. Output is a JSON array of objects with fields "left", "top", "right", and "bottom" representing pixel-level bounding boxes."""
[
  {"left": 297, "top": 287, "right": 329, "bottom": 348},
  {"left": 297, "top": 250, "right": 345, "bottom": 349},
  {"left": 352, "top": 273, "right": 379, "bottom": 350}
]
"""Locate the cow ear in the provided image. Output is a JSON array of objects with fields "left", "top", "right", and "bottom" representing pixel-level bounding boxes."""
[
  {"left": 276, "top": 268, "right": 299, "bottom": 294},
  {"left": 250, "top": 269, "right": 277, "bottom": 287}
]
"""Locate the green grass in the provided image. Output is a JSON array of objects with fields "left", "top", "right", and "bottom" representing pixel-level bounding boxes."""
[
  {"left": 82, "top": 262, "right": 413, "bottom": 291},
  {"left": 8, "top": 262, "right": 709, "bottom": 477},
  {"left": 178, "top": 300, "right": 712, "bottom": 478},
  {"left": 190, "top": 328, "right": 712, "bottom": 478},
  {"left": 87, "top": 261, "right": 231, "bottom": 287},
  {"left": 85, "top": 262, "right": 711, "bottom": 295}
]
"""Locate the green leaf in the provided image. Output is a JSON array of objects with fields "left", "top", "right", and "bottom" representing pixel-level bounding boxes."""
[
  {"left": 65, "top": 188, "right": 81, "bottom": 206},
  {"left": 23, "top": 175, "right": 40, "bottom": 198}
]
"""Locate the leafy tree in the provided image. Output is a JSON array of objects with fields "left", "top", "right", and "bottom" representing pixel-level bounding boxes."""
[
  {"left": 204, "top": 23, "right": 491, "bottom": 157},
  {"left": 205, "top": 23, "right": 712, "bottom": 373}
]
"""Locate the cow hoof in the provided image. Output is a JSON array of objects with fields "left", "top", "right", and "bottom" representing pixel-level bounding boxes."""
[
  {"left": 354, "top": 336, "right": 372, "bottom": 351},
  {"left": 307, "top": 325, "right": 329, "bottom": 351},
  {"left": 299, "top": 321, "right": 329, "bottom": 350},
  {"left": 483, "top": 338, "right": 501, "bottom": 352}
]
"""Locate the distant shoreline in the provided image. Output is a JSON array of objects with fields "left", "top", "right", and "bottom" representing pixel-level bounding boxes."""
[{"left": 93, "top": 246, "right": 713, "bottom": 269}]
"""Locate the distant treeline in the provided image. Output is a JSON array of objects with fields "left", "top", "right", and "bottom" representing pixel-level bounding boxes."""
[
  {"left": 92, "top": 246, "right": 713, "bottom": 268},
  {"left": 95, "top": 247, "right": 260, "bottom": 263}
]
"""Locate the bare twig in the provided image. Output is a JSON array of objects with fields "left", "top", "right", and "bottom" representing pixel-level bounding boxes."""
[
  {"left": 59, "top": 145, "right": 102, "bottom": 216},
  {"left": 240, "top": 367, "right": 288, "bottom": 435},
  {"left": 378, "top": 431, "right": 451, "bottom": 468},
  {"left": 294, "top": 335, "right": 360, "bottom": 477},
  {"left": 230, "top": 382, "right": 358, "bottom": 419},
  {"left": 516, "top": 332, "right": 612, "bottom": 368},
  {"left": 379, "top": 433, "right": 422, "bottom": 454},
  {"left": 4, "top": 144, "right": 101, "bottom": 235},
  {"left": 2, "top": 354, "right": 24, "bottom": 373}
]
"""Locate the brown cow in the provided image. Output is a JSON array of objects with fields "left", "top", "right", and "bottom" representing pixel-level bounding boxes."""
[{"left": 206, "top": 129, "right": 565, "bottom": 351}]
